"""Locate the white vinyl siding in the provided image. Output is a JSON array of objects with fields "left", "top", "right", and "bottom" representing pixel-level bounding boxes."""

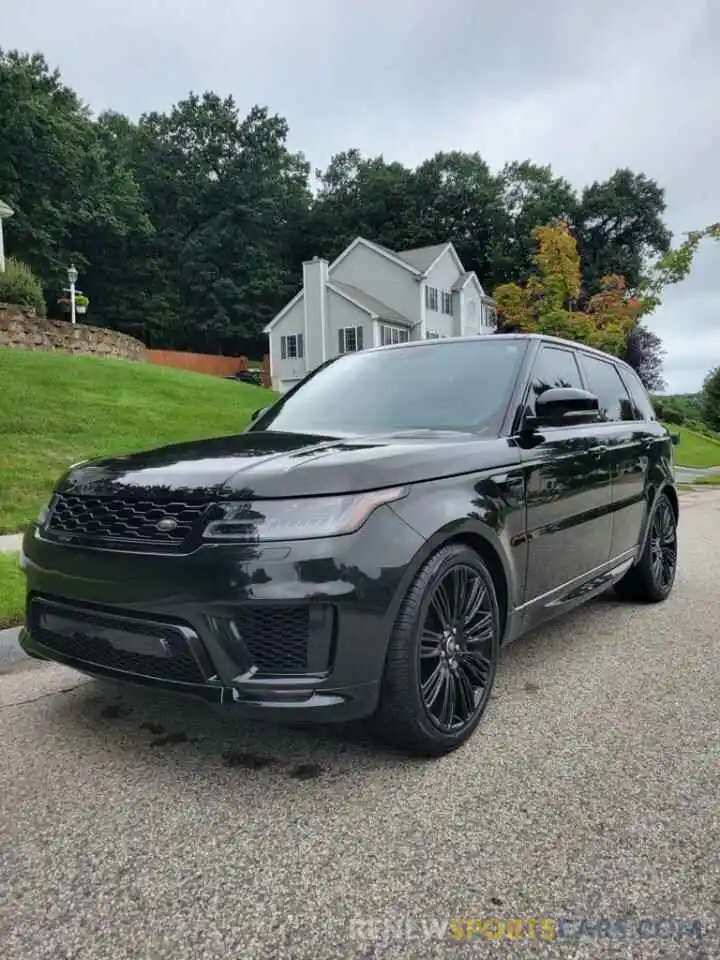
[
  {"left": 380, "top": 324, "right": 410, "bottom": 346},
  {"left": 338, "top": 326, "right": 364, "bottom": 353}
]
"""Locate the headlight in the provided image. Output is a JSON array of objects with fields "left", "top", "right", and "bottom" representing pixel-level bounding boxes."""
[{"left": 202, "top": 486, "right": 409, "bottom": 542}]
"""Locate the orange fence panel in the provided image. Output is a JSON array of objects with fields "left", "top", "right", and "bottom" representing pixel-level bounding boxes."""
[{"left": 147, "top": 350, "right": 248, "bottom": 377}]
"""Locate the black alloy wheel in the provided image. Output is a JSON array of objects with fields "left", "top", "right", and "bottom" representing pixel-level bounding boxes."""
[
  {"left": 649, "top": 496, "right": 677, "bottom": 593},
  {"left": 419, "top": 564, "right": 495, "bottom": 732},
  {"left": 615, "top": 491, "right": 678, "bottom": 603},
  {"left": 373, "top": 543, "right": 500, "bottom": 756}
]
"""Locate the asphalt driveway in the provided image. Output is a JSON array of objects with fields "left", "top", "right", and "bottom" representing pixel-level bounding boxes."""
[{"left": 1, "top": 491, "right": 718, "bottom": 959}]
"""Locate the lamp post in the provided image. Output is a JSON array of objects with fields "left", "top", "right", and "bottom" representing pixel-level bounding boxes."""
[
  {"left": 67, "top": 263, "right": 78, "bottom": 325},
  {"left": 0, "top": 200, "right": 15, "bottom": 273}
]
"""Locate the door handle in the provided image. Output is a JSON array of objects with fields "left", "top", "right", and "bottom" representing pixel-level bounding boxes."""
[{"left": 492, "top": 472, "right": 524, "bottom": 493}]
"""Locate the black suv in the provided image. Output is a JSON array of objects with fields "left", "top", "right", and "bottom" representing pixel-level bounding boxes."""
[{"left": 20, "top": 335, "right": 678, "bottom": 756}]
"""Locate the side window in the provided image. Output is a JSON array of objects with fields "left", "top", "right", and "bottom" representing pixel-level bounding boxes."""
[
  {"left": 618, "top": 366, "right": 656, "bottom": 421},
  {"left": 528, "top": 347, "right": 583, "bottom": 413},
  {"left": 581, "top": 355, "right": 634, "bottom": 422}
]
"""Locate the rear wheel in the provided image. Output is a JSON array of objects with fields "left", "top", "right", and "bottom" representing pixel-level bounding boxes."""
[
  {"left": 615, "top": 492, "right": 677, "bottom": 602},
  {"left": 372, "top": 544, "right": 501, "bottom": 757}
]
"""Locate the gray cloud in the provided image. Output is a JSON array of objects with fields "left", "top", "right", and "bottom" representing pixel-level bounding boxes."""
[{"left": 4, "top": 0, "right": 719, "bottom": 392}]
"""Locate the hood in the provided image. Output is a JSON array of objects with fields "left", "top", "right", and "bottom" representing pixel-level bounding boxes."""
[{"left": 56, "top": 430, "right": 517, "bottom": 500}]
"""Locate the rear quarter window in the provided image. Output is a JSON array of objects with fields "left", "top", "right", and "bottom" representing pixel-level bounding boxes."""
[{"left": 617, "top": 366, "right": 657, "bottom": 421}]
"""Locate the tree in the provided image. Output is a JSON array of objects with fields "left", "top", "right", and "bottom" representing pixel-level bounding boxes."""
[
  {"left": 493, "top": 219, "right": 642, "bottom": 355},
  {"left": 621, "top": 324, "right": 665, "bottom": 391},
  {"left": 640, "top": 222, "right": 720, "bottom": 311},
  {"left": 0, "top": 49, "right": 150, "bottom": 308},
  {"left": 575, "top": 169, "right": 671, "bottom": 295},
  {"left": 494, "top": 160, "right": 577, "bottom": 287},
  {"left": 131, "top": 95, "right": 312, "bottom": 350},
  {"left": 701, "top": 366, "right": 720, "bottom": 433}
]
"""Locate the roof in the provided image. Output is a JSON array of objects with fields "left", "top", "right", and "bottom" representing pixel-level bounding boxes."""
[
  {"left": 0, "top": 200, "right": 14, "bottom": 218},
  {"left": 452, "top": 272, "right": 473, "bottom": 291},
  {"left": 395, "top": 243, "right": 449, "bottom": 272},
  {"left": 329, "top": 282, "right": 414, "bottom": 327}
]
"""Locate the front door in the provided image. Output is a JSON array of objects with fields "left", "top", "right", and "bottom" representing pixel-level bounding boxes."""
[{"left": 518, "top": 345, "right": 613, "bottom": 604}]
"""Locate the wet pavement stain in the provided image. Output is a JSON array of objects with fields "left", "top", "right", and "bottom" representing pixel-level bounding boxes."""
[
  {"left": 222, "top": 750, "right": 278, "bottom": 770},
  {"left": 140, "top": 721, "right": 165, "bottom": 735},
  {"left": 100, "top": 703, "right": 132, "bottom": 719},
  {"left": 149, "top": 731, "right": 196, "bottom": 748},
  {"left": 289, "top": 762, "right": 323, "bottom": 781}
]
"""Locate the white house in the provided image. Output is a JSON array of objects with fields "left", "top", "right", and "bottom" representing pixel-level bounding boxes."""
[{"left": 263, "top": 237, "right": 498, "bottom": 393}]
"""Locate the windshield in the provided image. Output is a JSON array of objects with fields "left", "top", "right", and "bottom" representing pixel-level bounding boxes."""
[{"left": 256, "top": 338, "right": 528, "bottom": 436}]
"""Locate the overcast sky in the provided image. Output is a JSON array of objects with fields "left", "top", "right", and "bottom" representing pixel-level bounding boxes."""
[{"left": 5, "top": 0, "right": 719, "bottom": 392}]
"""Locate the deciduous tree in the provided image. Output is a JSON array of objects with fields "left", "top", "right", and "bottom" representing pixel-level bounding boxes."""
[{"left": 493, "top": 220, "right": 642, "bottom": 355}]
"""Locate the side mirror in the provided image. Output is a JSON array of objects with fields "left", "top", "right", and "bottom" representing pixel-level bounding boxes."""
[
  {"left": 670, "top": 432, "right": 680, "bottom": 446},
  {"left": 526, "top": 387, "right": 600, "bottom": 430}
]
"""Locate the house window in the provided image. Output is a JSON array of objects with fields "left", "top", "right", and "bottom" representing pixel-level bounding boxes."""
[
  {"left": 425, "top": 286, "right": 439, "bottom": 311},
  {"left": 482, "top": 305, "right": 497, "bottom": 328},
  {"left": 425, "top": 331, "right": 441, "bottom": 340},
  {"left": 280, "top": 334, "right": 304, "bottom": 360},
  {"left": 380, "top": 325, "right": 410, "bottom": 346},
  {"left": 441, "top": 291, "right": 453, "bottom": 315},
  {"left": 338, "top": 326, "right": 364, "bottom": 354}
]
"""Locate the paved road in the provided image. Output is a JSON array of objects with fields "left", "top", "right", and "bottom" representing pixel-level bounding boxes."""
[
  {"left": 1, "top": 491, "right": 719, "bottom": 959},
  {"left": 0, "top": 627, "right": 22, "bottom": 667},
  {"left": 675, "top": 465, "right": 720, "bottom": 484}
]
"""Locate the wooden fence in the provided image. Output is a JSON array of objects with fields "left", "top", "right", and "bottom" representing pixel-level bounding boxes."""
[
  {"left": 147, "top": 350, "right": 248, "bottom": 377},
  {"left": 147, "top": 349, "right": 272, "bottom": 388}
]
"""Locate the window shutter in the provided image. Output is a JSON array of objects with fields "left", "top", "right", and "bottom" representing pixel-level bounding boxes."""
[
  {"left": 356, "top": 326, "right": 364, "bottom": 350},
  {"left": 280, "top": 336, "right": 287, "bottom": 360},
  {"left": 338, "top": 329, "right": 345, "bottom": 354},
  {"left": 297, "top": 333, "right": 304, "bottom": 358}
]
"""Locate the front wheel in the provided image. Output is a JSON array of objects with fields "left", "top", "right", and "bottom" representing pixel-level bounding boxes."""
[
  {"left": 372, "top": 544, "right": 501, "bottom": 757},
  {"left": 615, "top": 492, "right": 677, "bottom": 603}
]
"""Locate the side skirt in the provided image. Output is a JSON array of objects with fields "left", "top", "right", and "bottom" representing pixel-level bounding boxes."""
[{"left": 503, "top": 551, "right": 636, "bottom": 643}]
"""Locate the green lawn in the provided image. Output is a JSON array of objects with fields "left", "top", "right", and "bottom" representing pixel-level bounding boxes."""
[
  {"left": 0, "top": 349, "right": 277, "bottom": 533},
  {"left": 0, "top": 552, "right": 24, "bottom": 628},
  {"left": 663, "top": 424, "right": 720, "bottom": 468}
]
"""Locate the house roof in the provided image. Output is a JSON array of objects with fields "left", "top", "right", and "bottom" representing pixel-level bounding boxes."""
[
  {"left": 452, "top": 272, "right": 474, "bottom": 291},
  {"left": 395, "top": 243, "right": 450, "bottom": 272},
  {"left": 329, "top": 282, "right": 414, "bottom": 327}
]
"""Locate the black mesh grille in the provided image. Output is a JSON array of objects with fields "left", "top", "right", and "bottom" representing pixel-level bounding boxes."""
[
  {"left": 46, "top": 494, "right": 206, "bottom": 546},
  {"left": 233, "top": 606, "right": 310, "bottom": 675},
  {"left": 30, "top": 601, "right": 205, "bottom": 684}
]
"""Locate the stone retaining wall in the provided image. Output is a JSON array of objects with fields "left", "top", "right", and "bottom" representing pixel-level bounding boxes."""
[{"left": 0, "top": 304, "right": 146, "bottom": 361}]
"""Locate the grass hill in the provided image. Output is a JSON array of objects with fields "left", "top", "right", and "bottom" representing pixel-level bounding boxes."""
[
  {"left": 0, "top": 349, "right": 277, "bottom": 533},
  {"left": 663, "top": 423, "right": 720, "bottom": 468}
]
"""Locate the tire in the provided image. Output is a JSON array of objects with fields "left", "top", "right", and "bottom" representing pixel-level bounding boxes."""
[
  {"left": 614, "top": 492, "right": 677, "bottom": 603},
  {"left": 372, "top": 543, "right": 501, "bottom": 757}
]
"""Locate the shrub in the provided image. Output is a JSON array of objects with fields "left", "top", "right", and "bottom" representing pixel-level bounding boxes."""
[
  {"left": 0, "top": 257, "right": 46, "bottom": 316},
  {"left": 664, "top": 408, "right": 685, "bottom": 426},
  {"left": 652, "top": 396, "right": 666, "bottom": 419}
]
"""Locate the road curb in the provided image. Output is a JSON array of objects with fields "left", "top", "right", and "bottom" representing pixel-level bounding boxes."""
[
  {"left": 0, "top": 626, "right": 25, "bottom": 668},
  {"left": 0, "top": 533, "right": 23, "bottom": 553}
]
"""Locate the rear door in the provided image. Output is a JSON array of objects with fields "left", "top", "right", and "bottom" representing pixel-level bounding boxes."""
[
  {"left": 518, "top": 344, "right": 613, "bottom": 603},
  {"left": 577, "top": 352, "right": 648, "bottom": 560}
]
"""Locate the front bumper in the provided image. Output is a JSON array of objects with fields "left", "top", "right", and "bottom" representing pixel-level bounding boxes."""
[{"left": 19, "top": 506, "right": 424, "bottom": 723}]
